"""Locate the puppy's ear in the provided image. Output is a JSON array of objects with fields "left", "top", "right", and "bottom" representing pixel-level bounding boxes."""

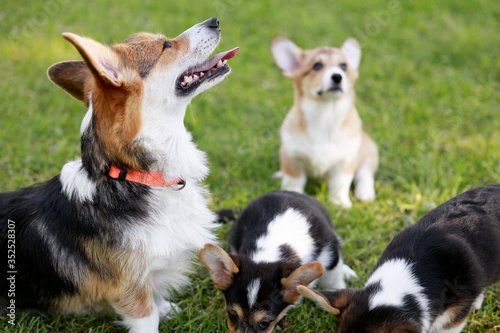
[
  {"left": 341, "top": 38, "right": 361, "bottom": 71},
  {"left": 281, "top": 261, "right": 324, "bottom": 304},
  {"left": 199, "top": 244, "right": 240, "bottom": 291},
  {"left": 298, "top": 286, "right": 354, "bottom": 316},
  {"left": 271, "top": 37, "right": 303, "bottom": 78},
  {"left": 61, "top": 32, "right": 137, "bottom": 89},
  {"left": 47, "top": 61, "right": 90, "bottom": 102}
]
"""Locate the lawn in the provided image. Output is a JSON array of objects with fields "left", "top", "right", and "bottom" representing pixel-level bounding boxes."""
[{"left": 1, "top": 0, "right": 499, "bottom": 332}]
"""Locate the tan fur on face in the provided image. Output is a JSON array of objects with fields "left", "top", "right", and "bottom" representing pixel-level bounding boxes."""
[
  {"left": 226, "top": 304, "right": 244, "bottom": 333},
  {"left": 226, "top": 305, "right": 293, "bottom": 333}
]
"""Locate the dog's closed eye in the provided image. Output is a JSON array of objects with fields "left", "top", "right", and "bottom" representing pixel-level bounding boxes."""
[
  {"left": 228, "top": 310, "right": 239, "bottom": 323},
  {"left": 257, "top": 320, "right": 271, "bottom": 330}
]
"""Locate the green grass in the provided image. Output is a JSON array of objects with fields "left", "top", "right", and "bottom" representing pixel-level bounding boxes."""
[{"left": 1, "top": 0, "right": 500, "bottom": 332}]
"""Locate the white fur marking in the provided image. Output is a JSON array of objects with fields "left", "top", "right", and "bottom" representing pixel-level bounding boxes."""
[
  {"left": 366, "top": 259, "right": 430, "bottom": 331},
  {"left": 80, "top": 94, "right": 93, "bottom": 134},
  {"left": 60, "top": 159, "right": 96, "bottom": 202},
  {"left": 431, "top": 310, "right": 467, "bottom": 333},
  {"left": 354, "top": 160, "right": 376, "bottom": 201},
  {"left": 251, "top": 209, "right": 314, "bottom": 264},
  {"left": 473, "top": 290, "right": 485, "bottom": 310},
  {"left": 322, "top": 67, "right": 349, "bottom": 95},
  {"left": 247, "top": 279, "right": 261, "bottom": 309},
  {"left": 119, "top": 301, "right": 160, "bottom": 333}
]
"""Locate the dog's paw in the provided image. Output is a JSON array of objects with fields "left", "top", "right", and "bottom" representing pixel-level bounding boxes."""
[
  {"left": 354, "top": 185, "right": 375, "bottom": 202},
  {"left": 472, "top": 292, "right": 485, "bottom": 311},
  {"left": 330, "top": 196, "right": 353, "bottom": 209},
  {"left": 343, "top": 264, "right": 358, "bottom": 281},
  {"left": 158, "top": 300, "right": 181, "bottom": 320}
]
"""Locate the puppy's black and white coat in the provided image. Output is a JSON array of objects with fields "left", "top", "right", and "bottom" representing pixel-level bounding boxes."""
[
  {"left": 200, "top": 191, "right": 356, "bottom": 333},
  {"left": 0, "top": 18, "right": 238, "bottom": 333},
  {"left": 299, "top": 184, "right": 500, "bottom": 333}
]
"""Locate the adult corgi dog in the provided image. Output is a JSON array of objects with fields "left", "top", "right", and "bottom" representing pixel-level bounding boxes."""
[
  {"left": 299, "top": 184, "right": 500, "bottom": 333},
  {"left": 200, "top": 191, "right": 357, "bottom": 332},
  {"left": 271, "top": 37, "right": 378, "bottom": 208},
  {"left": 0, "top": 18, "right": 238, "bottom": 333}
]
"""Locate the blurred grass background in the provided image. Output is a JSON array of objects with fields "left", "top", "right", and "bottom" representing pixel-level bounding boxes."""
[{"left": 1, "top": 0, "right": 499, "bottom": 332}]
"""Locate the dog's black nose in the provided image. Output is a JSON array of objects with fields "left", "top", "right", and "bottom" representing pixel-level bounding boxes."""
[
  {"left": 207, "top": 18, "right": 220, "bottom": 29},
  {"left": 332, "top": 73, "right": 342, "bottom": 84}
]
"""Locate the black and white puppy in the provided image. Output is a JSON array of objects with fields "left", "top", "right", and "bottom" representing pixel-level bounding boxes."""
[
  {"left": 299, "top": 184, "right": 500, "bottom": 333},
  {"left": 200, "top": 190, "right": 357, "bottom": 333}
]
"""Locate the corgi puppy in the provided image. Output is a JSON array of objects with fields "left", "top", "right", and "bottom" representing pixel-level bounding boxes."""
[
  {"left": 299, "top": 184, "right": 500, "bottom": 333},
  {"left": 271, "top": 37, "right": 378, "bottom": 208},
  {"left": 0, "top": 18, "right": 238, "bottom": 333},
  {"left": 200, "top": 191, "right": 357, "bottom": 332}
]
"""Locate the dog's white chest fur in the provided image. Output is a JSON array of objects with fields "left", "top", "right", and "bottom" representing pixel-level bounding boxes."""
[
  {"left": 281, "top": 97, "right": 360, "bottom": 177},
  {"left": 132, "top": 184, "right": 217, "bottom": 292}
]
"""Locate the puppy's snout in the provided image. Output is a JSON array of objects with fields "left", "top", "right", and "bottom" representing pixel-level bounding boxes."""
[
  {"left": 206, "top": 17, "right": 220, "bottom": 30},
  {"left": 331, "top": 73, "right": 342, "bottom": 84}
]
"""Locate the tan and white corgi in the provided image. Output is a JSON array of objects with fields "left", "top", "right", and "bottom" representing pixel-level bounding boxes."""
[
  {"left": 0, "top": 18, "right": 237, "bottom": 333},
  {"left": 271, "top": 37, "right": 378, "bottom": 208}
]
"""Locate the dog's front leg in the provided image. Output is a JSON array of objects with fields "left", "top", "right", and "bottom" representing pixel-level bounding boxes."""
[
  {"left": 280, "top": 148, "right": 307, "bottom": 193},
  {"left": 327, "top": 163, "right": 355, "bottom": 208},
  {"left": 281, "top": 172, "right": 307, "bottom": 193},
  {"left": 112, "top": 283, "right": 160, "bottom": 333}
]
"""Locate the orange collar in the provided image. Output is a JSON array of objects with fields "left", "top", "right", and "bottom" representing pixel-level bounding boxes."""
[{"left": 108, "top": 164, "right": 185, "bottom": 188}]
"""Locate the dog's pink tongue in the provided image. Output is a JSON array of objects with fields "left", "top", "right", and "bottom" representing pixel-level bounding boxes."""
[{"left": 190, "top": 47, "right": 239, "bottom": 73}]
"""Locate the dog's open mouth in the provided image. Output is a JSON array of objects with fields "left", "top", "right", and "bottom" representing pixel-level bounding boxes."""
[{"left": 176, "top": 47, "right": 239, "bottom": 94}]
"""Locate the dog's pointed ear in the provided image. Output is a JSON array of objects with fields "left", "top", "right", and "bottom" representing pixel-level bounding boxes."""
[
  {"left": 341, "top": 38, "right": 361, "bottom": 71},
  {"left": 281, "top": 261, "right": 324, "bottom": 304},
  {"left": 199, "top": 244, "right": 240, "bottom": 291},
  {"left": 47, "top": 61, "right": 90, "bottom": 102},
  {"left": 61, "top": 32, "right": 132, "bottom": 88},
  {"left": 298, "top": 286, "right": 354, "bottom": 316},
  {"left": 271, "top": 37, "right": 303, "bottom": 78}
]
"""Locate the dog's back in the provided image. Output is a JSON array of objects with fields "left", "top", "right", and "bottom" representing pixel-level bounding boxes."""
[
  {"left": 378, "top": 184, "right": 500, "bottom": 285},
  {"left": 228, "top": 190, "right": 338, "bottom": 263}
]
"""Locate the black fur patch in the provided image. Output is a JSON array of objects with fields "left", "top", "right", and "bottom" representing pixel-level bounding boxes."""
[
  {"left": 336, "top": 184, "right": 500, "bottom": 331},
  {"left": 0, "top": 168, "right": 151, "bottom": 313},
  {"left": 228, "top": 190, "right": 341, "bottom": 270}
]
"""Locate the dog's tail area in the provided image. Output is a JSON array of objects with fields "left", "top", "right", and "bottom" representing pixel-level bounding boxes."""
[{"left": 215, "top": 208, "right": 241, "bottom": 223}]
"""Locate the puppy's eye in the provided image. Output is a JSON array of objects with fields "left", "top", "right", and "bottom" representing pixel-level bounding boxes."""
[
  {"left": 228, "top": 311, "right": 239, "bottom": 323},
  {"left": 163, "top": 41, "right": 172, "bottom": 50},
  {"left": 313, "top": 62, "right": 323, "bottom": 71},
  {"left": 258, "top": 320, "right": 271, "bottom": 330},
  {"left": 339, "top": 63, "right": 347, "bottom": 71}
]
